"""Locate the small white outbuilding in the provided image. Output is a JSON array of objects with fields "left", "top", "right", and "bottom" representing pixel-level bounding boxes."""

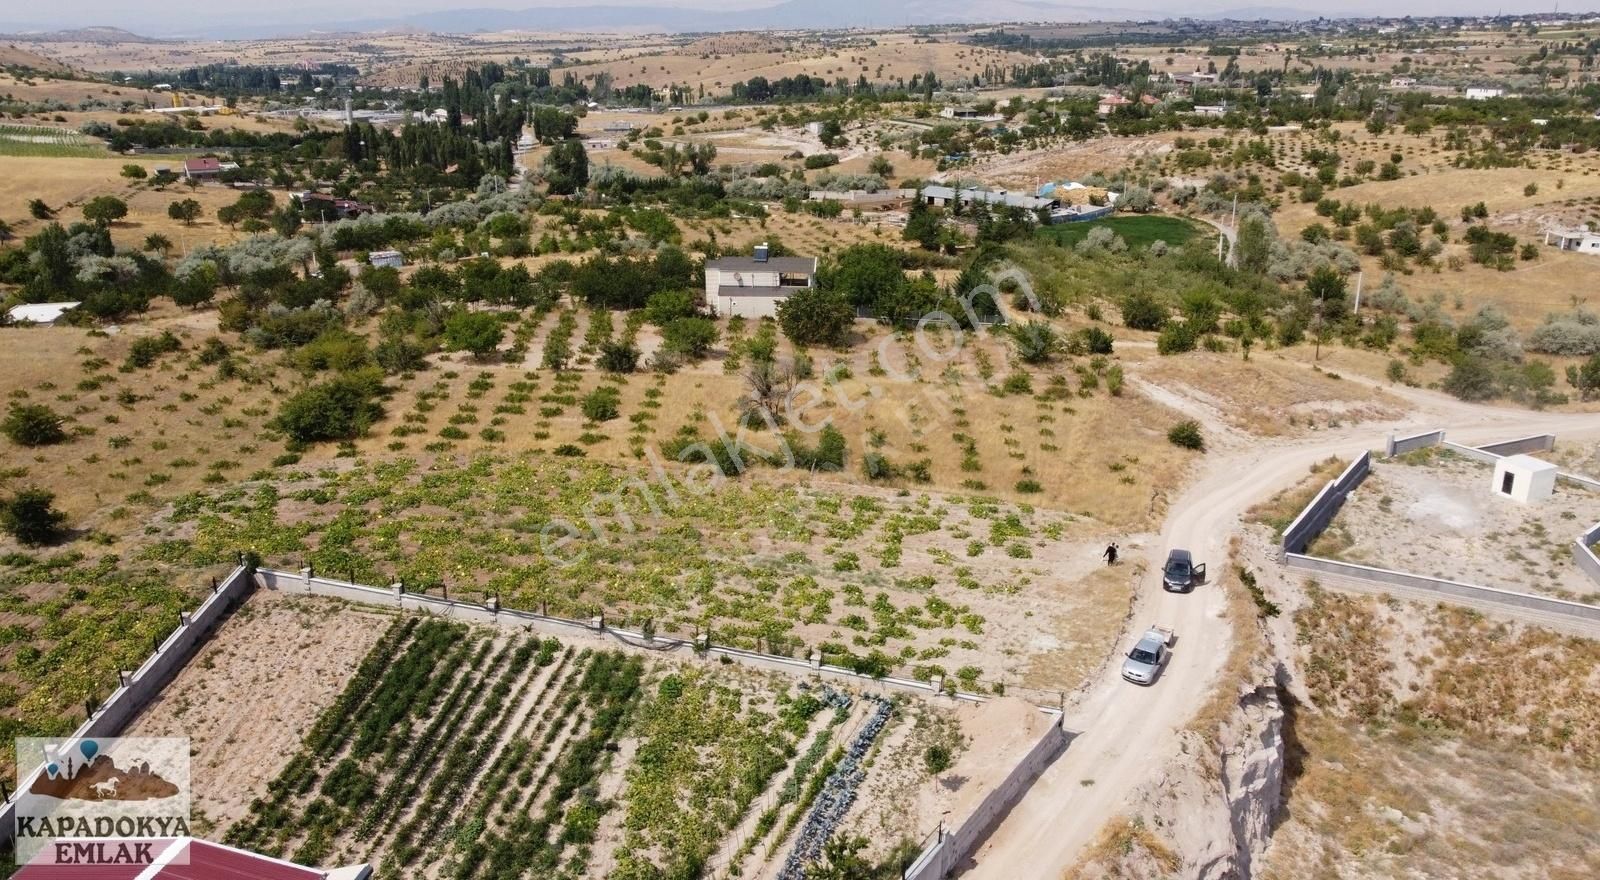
[{"left": 1491, "top": 454, "right": 1558, "bottom": 504}]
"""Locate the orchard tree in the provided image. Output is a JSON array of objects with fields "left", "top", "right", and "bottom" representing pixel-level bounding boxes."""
[
  {"left": 444, "top": 310, "right": 504, "bottom": 360},
  {"left": 82, "top": 195, "right": 128, "bottom": 227},
  {"left": 168, "top": 198, "right": 202, "bottom": 226},
  {"left": 270, "top": 369, "right": 385, "bottom": 443},
  {"left": 544, "top": 140, "right": 589, "bottom": 195},
  {"left": 777, "top": 286, "right": 853, "bottom": 347}
]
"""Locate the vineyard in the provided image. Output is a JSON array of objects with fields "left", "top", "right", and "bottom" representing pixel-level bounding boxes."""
[
  {"left": 216, "top": 612, "right": 947, "bottom": 879},
  {"left": 150, "top": 451, "right": 1123, "bottom": 690},
  {"left": 0, "top": 124, "right": 103, "bottom": 157}
]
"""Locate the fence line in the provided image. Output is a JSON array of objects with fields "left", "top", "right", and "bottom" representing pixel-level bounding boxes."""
[
  {"left": 0, "top": 563, "right": 254, "bottom": 851},
  {"left": 1385, "top": 429, "right": 1444, "bottom": 458},
  {"left": 1280, "top": 451, "right": 1371, "bottom": 556},
  {"left": 1285, "top": 553, "right": 1600, "bottom": 625},
  {"left": 1576, "top": 522, "right": 1600, "bottom": 589},
  {"left": 1476, "top": 433, "right": 1557, "bottom": 457},
  {"left": 1281, "top": 431, "right": 1600, "bottom": 627},
  {"left": 901, "top": 713, "right": 1069, "bottom": 880},
  {"left": 256, "top": 568, "right": 993, "bottom": 705}
]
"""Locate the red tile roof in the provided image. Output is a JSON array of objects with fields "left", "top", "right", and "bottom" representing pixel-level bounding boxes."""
[
  {"left": 183, "top": 158, "right": 221, "bottom": 173},
  {"left": 16, "top": 838, "right": 327, "bottom": 880}
]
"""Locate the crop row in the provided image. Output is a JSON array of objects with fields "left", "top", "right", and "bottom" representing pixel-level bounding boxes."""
[
  {"left": 777, "top": 698, "right": 895, "bottom": 880},
  {"left": 457, "top": 650, "right": 644, "bottom": 879},
  {"left": 224, "top": 617, "right": 463, "bottom": 853},
  {"left": 389, "top": 637, "right": 559, "bottom": 866}
]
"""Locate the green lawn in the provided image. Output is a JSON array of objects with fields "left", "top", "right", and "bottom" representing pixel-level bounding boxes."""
[{"left": 1037, "top": 214, "right": 1204, "bottom": 250}]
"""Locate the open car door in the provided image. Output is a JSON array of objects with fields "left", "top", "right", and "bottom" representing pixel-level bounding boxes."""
[{"left": 1193, "top": 562, "right": 1207, "bottom": 584}]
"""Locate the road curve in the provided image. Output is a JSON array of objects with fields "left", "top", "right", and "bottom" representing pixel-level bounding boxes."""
[{"left": 961, "top": 387, "right": 1600, "bottom": 878}]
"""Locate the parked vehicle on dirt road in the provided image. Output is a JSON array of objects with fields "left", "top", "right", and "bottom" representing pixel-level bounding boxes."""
[
  {"left": 1121, "top": 625, "right": 1174, "bottom": 686},
  {"left": 1161, "top": 549, "right": 1205, "bottom": 592}
]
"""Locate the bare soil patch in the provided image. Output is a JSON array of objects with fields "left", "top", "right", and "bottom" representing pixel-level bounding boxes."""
[
  {"left": 1321, "top": 450, "right": 1600, "bottom": 600},
  {"left": 124, "top": 591, "right": 393, "bottom": 831}
]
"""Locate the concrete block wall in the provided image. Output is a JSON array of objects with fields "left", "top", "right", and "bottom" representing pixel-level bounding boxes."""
[
  {"left": 1284, "top": 554, "right": 1600, "bottom": 624},
  {"left": 255, "top": 568, "right": 988, "bottom": 704},
  {"left": 1440, "top": 441, "right": 1503, "bottom": 465},
  {"left": 1575, "top": 522, "right": 1600, "bottom": 589},
  {"left": 1386, "top": 429, "right": 1444, "bottom": 457},
  {"left": 902, "top": 715, "right": 1068, "bottom": 880},
  {"left": 1477, "top": 434, "right": 1557, "bottom": 457},
  {"left": 1280, "top": 452, "right": 1371, "bottom": 556},
  {"left": 0, "top": 564, "right": 253, "bottom": 850}
]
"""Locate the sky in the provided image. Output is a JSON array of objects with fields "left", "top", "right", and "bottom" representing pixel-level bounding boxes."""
[{"left": 4, "top": 0, "right": 1598, "bottom": 37}]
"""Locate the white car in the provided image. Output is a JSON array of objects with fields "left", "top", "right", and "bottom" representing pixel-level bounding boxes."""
[{"left": 1121, "top": 625, "right": 1174, "bottom": 686}]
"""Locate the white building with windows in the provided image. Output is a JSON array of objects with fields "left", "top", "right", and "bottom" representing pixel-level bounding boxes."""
[
  {"left": 703, "top": 245, "right": 817, "bottom": 319},
  {"left": 1544, "top": 224, "right": 1600, "bottom": 255}
]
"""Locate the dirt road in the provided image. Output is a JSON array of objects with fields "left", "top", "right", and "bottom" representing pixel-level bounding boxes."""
[{"left": 962, "top": 381, "right": 1600, "bottom": 877}]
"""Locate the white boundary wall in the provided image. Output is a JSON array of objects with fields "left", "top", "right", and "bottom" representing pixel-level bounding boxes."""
[
  {"left": 901, "top": 716, "right": 1069, "bottom": 880},
  {"left": 0, "top": 564, "right": 254, "bottom": 850},
  {"left": 1282, "top": 431, "right": 1600, "bottom": 625},
  {"left": 255, "top": 568, "right": 992, "bottom": 703}
]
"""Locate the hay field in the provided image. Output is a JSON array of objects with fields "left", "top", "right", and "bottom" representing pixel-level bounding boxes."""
[
  {"left": 558, "top": 33, "right": 1036, "bottom": 94},
  {"left": 0, "top": 157, "right": 250, "bottom": 249}
]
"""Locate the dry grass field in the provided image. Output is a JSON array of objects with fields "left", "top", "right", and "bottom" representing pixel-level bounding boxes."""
[
  {"left": 1262, "top": 589, "right": 1600, "bottom": 879},
  {"left": 0, "top": 158, "right": 251, "bottom": 249},
  {"left": 1136, "top": 351, "right": 1404, "bottom": 437}
]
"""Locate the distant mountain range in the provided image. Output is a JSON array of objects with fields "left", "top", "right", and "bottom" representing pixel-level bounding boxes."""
[
  {"left": 5, "top": 1, "right": 1343, "bottom": 42},
  {"left": 0, "top": 26, "right": 160, "bottom": 43},
  {"left": 300, "top": 1, "right": 1337, "bottom": 37}
]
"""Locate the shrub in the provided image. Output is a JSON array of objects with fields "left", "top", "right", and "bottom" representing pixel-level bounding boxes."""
[
  {"left": 444, "top": 311, "right": 504, "bottom": 360},
  {"left": 1077, "top": 326, "right": 1115, "bottom": 355},
  {"left": 1527, "top": 311, "right": 1600, "bottom": 356},
  {"left": 597, "top": 342, "right": 639, "bottom": 374},
  {"left": 1121, "top": 291, "right": 1167, "bottom": 331},
  {"left": 803, "top": 153, "right": 839, "bottom": 169},
  {"left": 123, "top": 331, "right": 183, "bottom": 369},
  {"left": 2, "top": 404, "right": 66, "bottom": 447},
  {"left": 1156, "top": 321, "right": 1199, "bottom": 355},
  {"left": 789, "top": 424, "right": 846, "bottom": 471},
  {"left": 581, "top": 387, "right": 620, "bottom": 421},
  {"left": 1442, "top": 356, "right": 1497, "bottom": 401},
  {"left": 374, "top": 336, "right": 428, "bottom": 374},
  {"left": 1008, "top": 321, "right": 1060, "bottom": 364},
  {"left": 1167, "top": 419, "right": 1205, "bottom": 451},
  {"left": 643, "top": 289, "right": 699, "bottom": 325},
  {"left": 1, "top": 488, "right": 67, "bottom": 546},
  {"left": 777, "top": 286, "right": 854, "bottom": 347},
  {"left": 924, "top": 744, "right": 953, "bottom": 773},
  {"left": 661, "top": 317, "right": 719, "bottom": 359},
  {"left": 862, "top": 452, "right": 894, "bottom": 481},
  {"left": 1000, "top": 372, "right": 1033, "bottom": 396},
  {"left": 270, "top": 369, "right": 385, "bottom": 444}
]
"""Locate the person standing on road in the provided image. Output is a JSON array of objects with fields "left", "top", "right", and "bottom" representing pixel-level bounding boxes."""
[{"left": 1103, "top": 543, "right": 1118, "bottom": 565}]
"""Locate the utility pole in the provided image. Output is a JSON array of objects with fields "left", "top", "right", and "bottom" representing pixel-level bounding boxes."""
[{"left": 1352, "top": 271, "right": 1364, "bottom": 314}]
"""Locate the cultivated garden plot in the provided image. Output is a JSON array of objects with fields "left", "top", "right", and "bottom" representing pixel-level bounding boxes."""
[
  {"left": 1313, "top": 448, "right": 1600, "bottom": 600},
  {"left": 172, "top": 601, "right": 963, "bottom": 879},
  {"left": 147, "top": 452, "right": 1127, "bottom": 690}
]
